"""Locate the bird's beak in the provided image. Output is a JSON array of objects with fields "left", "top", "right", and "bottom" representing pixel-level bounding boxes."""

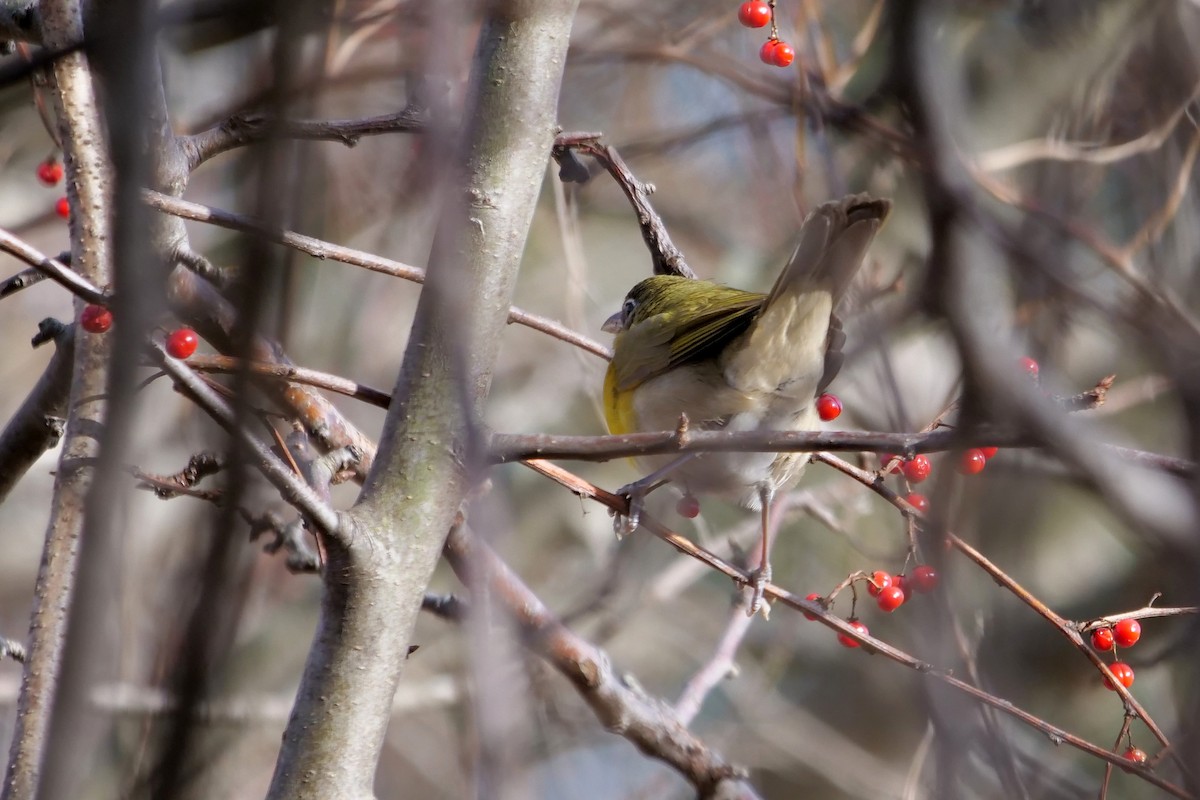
[{"left": 602, "top": 310, "right": 625, "bottom": 334}]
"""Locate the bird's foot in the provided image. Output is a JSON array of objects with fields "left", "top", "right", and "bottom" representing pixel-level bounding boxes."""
[
  {"left": 612, "top": 478, "right": 653, "bottom": 538},
  {"left": 746, "top": 563, "right": 773, "bottom": 619}
]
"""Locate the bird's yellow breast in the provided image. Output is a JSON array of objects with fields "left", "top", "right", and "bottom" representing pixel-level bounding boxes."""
[{"left": 603, "top": 362, "right": 639, "bottom": 436}]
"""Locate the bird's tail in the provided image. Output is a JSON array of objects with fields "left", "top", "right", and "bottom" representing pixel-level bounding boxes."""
[
  {"left": 765, "top": 193, "right": 892, "bottom": 309},
  {"left": 720, "top": 194, "right": 890, "bottom": 397}
]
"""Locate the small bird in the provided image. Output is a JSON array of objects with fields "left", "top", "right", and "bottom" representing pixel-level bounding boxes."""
[{"left": 601, "top": 194, "right": 891, "bottom": 615}]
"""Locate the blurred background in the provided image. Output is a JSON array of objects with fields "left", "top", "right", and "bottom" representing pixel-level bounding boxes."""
[{"left": 2, "top": 0, "right": 1200, "bottom": 797}]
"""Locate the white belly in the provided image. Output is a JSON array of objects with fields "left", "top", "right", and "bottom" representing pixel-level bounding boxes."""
[{"left": 629, "top": 363, "right": 820, "bottom": 508}]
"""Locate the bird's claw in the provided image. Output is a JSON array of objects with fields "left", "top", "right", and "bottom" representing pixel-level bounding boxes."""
[
  {"left": 746, "top": 564, "right": 773, "bottom": 619},
  {"left": 612, "top": 482, "right": 646, "bottom": 539}
]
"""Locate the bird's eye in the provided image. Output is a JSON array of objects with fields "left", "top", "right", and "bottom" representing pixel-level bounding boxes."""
[{"left": 622, "top": 297, "right": 637, "bottom": 316}]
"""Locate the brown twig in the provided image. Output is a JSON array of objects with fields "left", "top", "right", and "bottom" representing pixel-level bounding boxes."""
[
  {"left": 553, "top": 133, "right": 696, "bottom": 279},
  {"left": 179, "top": 105, "right": 428, "bottom": 170},
  {"left": 144, "top": 190, "right": 611, "bottom": 360},
  {"left": 489, "top": 427, "right": 1195, "bottom": 478},
  {"left": 0, "top": 227, "right": 107, "bottom": 305}
]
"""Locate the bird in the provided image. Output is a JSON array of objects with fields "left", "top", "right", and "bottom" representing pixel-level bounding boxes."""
[{"left": 601, "top": 193, "right": 891, "bottom": 615}]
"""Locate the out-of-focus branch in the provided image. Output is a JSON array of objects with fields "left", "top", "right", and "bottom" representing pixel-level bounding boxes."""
[
  {"left": 570, "top": 43, "right": 915, "bottom": 160},
  {"left": 892, "top": 1, "right": 1200, "bottom": 572},
  {"left": 180, "top": 105, "right": 428, "bottom": 169},
  {"left": 0, "top": 266, "right": 48, "bottom": 299},
  {"left": 976, "top": 88, "right": 1200, "bottom": 172},
  {"left": 442, "top": 521, "right": 761, "bottom": 799},
  {"left": 0, "top": 320, "right": 73, "bottom": 504}
]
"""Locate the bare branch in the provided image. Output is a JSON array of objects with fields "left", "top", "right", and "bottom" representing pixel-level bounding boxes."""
[
  {"left": 180, "top": 105, "right": 428, "bottom": 170},
  {"left": 443, "top": 521, "right": 760, "bottom": 799},
  {"left": 145, "top": 190, "right": 612, "bottom": 360},
  {"left": 0, "top": 227, "right": 106, "bottom": 304},
  {"left": 554, "top": 133, "right": 696, "bottom": 278}
]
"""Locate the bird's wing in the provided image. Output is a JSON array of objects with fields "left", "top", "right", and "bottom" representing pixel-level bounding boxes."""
[
  {"left": 766, "top": 194, "right": 891, "bottom": 308},
  {"left": 611, "top": 289, "right": 763, "bottom": 392},
  {"left": 666, "top": 291, "right": 763, "bottom": 368}
]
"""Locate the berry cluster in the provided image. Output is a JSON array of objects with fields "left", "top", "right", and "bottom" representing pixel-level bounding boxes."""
[
  {"left": 33, "top": 156, "right": 71, "bottom": 220},
  {"left": 736, "top": 2, "right": 795, "bottom": 68},
  {"left": 874, "top": 356, "right": 1042, "bottom": 502},
  {"left": 78, "top": 303, "right": 199, "bottom": 360},
  {"left": 1089, "top": 617, "right": 1142, "bottom": 691},
  {"left": 805, "top": 565, "right": 940, "bottom": 649}
]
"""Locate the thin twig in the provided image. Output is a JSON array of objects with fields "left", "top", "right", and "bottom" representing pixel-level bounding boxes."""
[
  {"left": 554, "top": 133, "right": 695, "bottom": 279},
  {"left": 143, "top": 190, "right": 611, "bottom": 360},
  {"left": 0, "top": 227, "right": 106, "bottom": 304}
]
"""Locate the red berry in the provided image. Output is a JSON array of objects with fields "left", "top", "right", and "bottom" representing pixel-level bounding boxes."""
[
  {"left": 816, "top": 392, "right": 842, "bottom": 421},
  {"left": 911, "top": 565, "right": 939, "bottom": 593},
  {"left": 904, "top": 493, "right": 930, "bottom": 514},
  {"left": 737, "top": 1, "right": 771, "bottom": 28},
  {"left": 1122, "top": 747, "right": 1148, "bottom": 770},
  {"left": 866, "top": 570, "right": 892, "bottom": 597},
  {"left": 79, "top": 304, "right": 112, "bottom": 334},
  {"left": 1091, "top": 628, "right": 1114, "bottom": 651},
  {"left": 959, "top": 449, "right": 987, "bottom": 475},
  {"left": 979, "top": 446, "right": 999, "bottom": 459},
  {"left": 880, "top": 453, "right": 902, "bottom": 474},
  {"left": 894, "top": 574, "right": 911, "bottom": 601},
  {"left": 802, "top": 592, "right": 823, "bottom": 621},
  {"left": 759, "top": 39, "right": 779, "bottom": 64},
  {"left": 37, "top": 160, "right": 63, "bottom": 186},
  {"left": 166, "top": 327, "right": 199, "bottom": 359},
  {"left": 768, "top": 39, "right": 795, "bottom": 67},
  {"left": 1020, "top": 356, "right": 1039, "bottom": 378},
  {"left": 837, "top": 619, "right": 868, "bottom": 648},
  {"left": 902, "top": 455, "right": 931, "bottom": 483},
  {"left": 676, "top": 494, "right": 700, "bottom": 519},
  {"left": 1113, "top": 619, "right": 1141, "bottom": 648},
  {"left": 1104, "top": 662, "right": 1135, "bottom": 691},
  {"left": 54, "top": 197, "right": 70, "bottom": 218},
  {"left": 876, "top": 585, "right": 905, "bottom": 612}
]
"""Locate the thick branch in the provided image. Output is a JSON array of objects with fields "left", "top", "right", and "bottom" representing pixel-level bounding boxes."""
[
  {"left": 5, "top": 0, "right": 114, "bottom": 795},
  {"left": 266, "top": 3, "right": 581, "bottom": 796}
]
